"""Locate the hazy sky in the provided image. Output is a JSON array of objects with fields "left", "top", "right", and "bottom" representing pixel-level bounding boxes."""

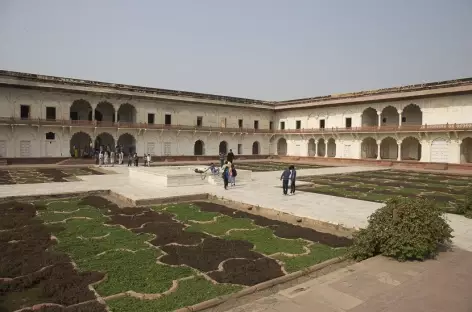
[{"left": 1, "top": 0, "right": 471, "bottom": 101}]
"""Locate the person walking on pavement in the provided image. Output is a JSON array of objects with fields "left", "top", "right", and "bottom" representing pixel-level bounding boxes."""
[
  {"left": 227, "top": 149, "right": 234, "bottom": 164},
  {"left": 289, "top": 165, "right": 297, "bottom": 195},
  {"left": 280, "top": 167, "right": 291, "bottom": 195}
]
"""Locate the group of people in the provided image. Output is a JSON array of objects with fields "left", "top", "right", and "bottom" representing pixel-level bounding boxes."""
[
  {"left": 280, "top": 165, "right": 297, "bottom": 195},
  {"left": 197, "top": 149, "right": 237, "bottom": 190},
  {"left": 98, "top": 149, "right": 123, "bottom": 167}
]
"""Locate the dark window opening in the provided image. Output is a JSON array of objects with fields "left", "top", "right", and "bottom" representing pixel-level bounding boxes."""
[
  {"left": 345, "top": 117, "right": 352, "bottom": 128},
  {"left": 269, "top": 121, "right": 273, "bottom": 130},
  {"left": 20, "top": 105, "right": 30, "bottom": 119},
  {"left": 401, "top": 117, "right": 406, "bottom": 123},
  {"left": 280, "top": 121, "right": 285, "bottom": 130},
  {"left": 197, "top": 116, "right": 203, "bottom": 127},
  {"left": 238, "top": 119, "right": 243, "bottom": 128},
  {"left": 70, "top": 111, "right": 78, "bottom": 120},
  {"left": 296, "top": 120, "right": 301, "bottom": 129},
  {"left": 165, "top": 114, "right": 172, "bottom": 125},
  {"left": 148, "top": 113, "right": 155, "bottom": 124},
  {"left": 45, "top": 132, "right": 55, "bottom": 140},
  {"left": 254, "top": 120, "right": 259, "bottom": 129},
  {"left": 382, "top": 118, "right": 387, "bottom": 123},
  {"left": 46, "top": 107, "right": 56, "bottom": 120},
  {"left": 319, "top": 119, "right": 325, "bottom": 129}
]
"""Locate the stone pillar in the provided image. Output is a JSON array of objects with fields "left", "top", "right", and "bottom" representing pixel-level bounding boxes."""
[
  {"left": 398, "top": 109, "right": 403, "bottom": 127},
  {"left": 314, "top": 140, "right": 318, "bottom": 157},
  {"left": 376, "top": 140, "right": 381, "bottom": 160},
  {"left": 397, "top": 140, "right": 402, "bottom": 161},
  {"left": 114, "top": 111, "right": 118, "bottom": 123},
  {"left": 377, "top": 111, "right": 382, "bottom": 128},
  {"left": 324, "top": 140, "right": 328, "bottom": 158},
  {"left": 91, "top": 104, "right": 97, "bottom": 121}
]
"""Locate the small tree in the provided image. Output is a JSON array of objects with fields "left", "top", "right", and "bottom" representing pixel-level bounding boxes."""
[{"left": 349, "top": 197, "right": 453, "bottom": 261}]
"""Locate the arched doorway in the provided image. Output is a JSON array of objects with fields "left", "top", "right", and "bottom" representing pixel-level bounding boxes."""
[
  {"left": 252, "top": 141, "right": 260, "bottom": 155},
  {"left": 308, "top": 139, "right": 316, "bottom": 156},
  {"left": 327, "top": 138, "right": 336, "bottom": 157},
  {"left": 380, "top": 137, "right": 398, "bottom": 159},
  {"left": 430, "top": 138, "right": 449, "bottom": 163},
  {"left": 95, "top": 133, "right": 115, "bottom": 151},
  {"left": 117, "top": 133, "right": 136, "bottom": 156},
  {"left": 194, "top": 140, "right": 204, "bottom": 156},
  {"left": 70, "top": 99, "right": 92, "bottom": 121},
  {"left": 277, "top": 138, "right": 287, "bottom": 156},
  {"left": 402, "top": 104, "right": 422, "bottom": 126},
  {"left": 219, "top": 141, "right": 228, "bottom": 154},
  {"left": 117, "top": 103, "right": 137, "bottom": 123},
  {"left": 401, "top": 137, "right": 421, "bottom": 160},
  {"left": 361, "top": 137, "right": 377, "bottom": 159},
  {"left": 361, "top": 107, "right": 378, "bottom": 127},
  {"left": 317, "top": 139, "right": 326, "bottom": 157},
  {"left": 380, "top": 106, "right": 399, "bottom": 126},
  {"left": 70, "top": 132, "right": 92, "bottom": 157},
  {"left": 95, "top": 101, "right": 115, "bottom": 122},
  {"left": 460, "top": 138, "right": 472, "bottom": 163}
]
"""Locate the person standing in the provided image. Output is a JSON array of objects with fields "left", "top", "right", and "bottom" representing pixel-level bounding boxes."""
[
  {"left": 219, "top": 152, "right": 225, "bottom": 167},
  {"left": 222, "top": 165, "right": 230, "bottom": 190},
  {"left": 110, "top": 150, "right": 115, "bottom": 167},
  {"left": 227, "top": 149, "right": 234, "bottom": 163},
  {"left": 289, "top": 165, "right": 297, "bottom": 195},
  {"left": 146, "top": 154, "right": 151, "bottom": 166},
  {"left": 98, "top": 150, "right": 104, "bottom": 167},
  {"left": 231, "top": 164, "right": 237, "bottom": 186},
  {"left": 280, "top": 167, "right": 291, "bottom": 195}
]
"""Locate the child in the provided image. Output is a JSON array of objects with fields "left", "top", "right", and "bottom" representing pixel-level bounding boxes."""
[
  {"left": 208, "top": 163, "right": 219, "bottom": 175},
  {"left": 231, "top": 164, "right": 237, "bottom": 186},
  {"left": 222, "top": 165, "right": 230, "bottom": 190},
  {"left": 280, "top": 167, "right": 291, "bottom": 195}
]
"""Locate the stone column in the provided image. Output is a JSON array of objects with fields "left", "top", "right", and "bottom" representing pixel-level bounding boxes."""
[
  {"left": 376, "top": 140, "right": 381, "bottom": 160},
  {"left": 314, "top": 140, "right": 318, "bottom": 157},
  {"left": 91, "top": 104, "right": 97, "bottom": 121},
  {"left": 397, "top": 140, "right": 402, "bottom": 161},
  {"left": 377, "top": 111, "right": 382, "bottom": 128},
  {"left": 324, "top": 140, "right": 328, "bottom": 158},
  {"left": 114, "top": 111, "right": 118, "bottom": 123},
  {"left": 398, "top": 109, "right": 403, "bottom": 127}
]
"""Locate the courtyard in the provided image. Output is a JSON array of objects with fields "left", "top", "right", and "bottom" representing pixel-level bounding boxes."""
[
  {"left": 233, "top": 161, "right": 331, "bottom": 172},
  {"left": 0, "top": 168, "right": 104, "bottom": 185},
  {"left": 297, "top": 170, "right": 472, "bottom": 212}
]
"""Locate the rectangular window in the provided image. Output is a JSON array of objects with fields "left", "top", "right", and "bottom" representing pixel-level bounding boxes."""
[
  {"left": 147, "top": 113, "right": 155, "bottom": 124},
  {"left": 345, "top": 117, "right": 352, "bottom": 128},
  {"left": 165, "top": 114, "right": 172, "bottom": 125},
  {"left": 238, "top": 119, "right": 243, "bottom": 128},
  {"left": 46, "top": 107, "right": 56, "bottom": 120},
  {"left": 269, "top": 121, "right": 273, "bottom": 130},
  {"left": 237, "top": 144, "right": 243, "bottom": 155},
  {"left": 197, "top": 116, "right": 203, "bottom": 127},
  {"left": 45, "top": 132, "right": 55, "bottom": 140},
  {"left": 254, "top": 120, "right": 259, "bottom": 129},
  {"left": 280, "top": 121, "right": 285, "bottom": 130},
  {"left": 319, "top": 119, "right": 325, "bottom": 129},
  {"left": 20, "top": 105, "right": 30, "bottom": 119},
  {"left": 296, "top": 120, "right": 301, "bottom": 129},
  {"left": 401, "top": 117, "right": 406, "bottom": 123}
]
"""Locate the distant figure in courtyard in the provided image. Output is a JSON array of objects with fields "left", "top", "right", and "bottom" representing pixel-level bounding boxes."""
[
  {"left": 208, "top": 163, "right": 219, "bottom": 175},
  {"left": 103, "top": 149, "right": 109, "bottom": 167},
  {"left": 127, "top": 154, "right": 133, "bottom": 167},
  {"left": 98, "top": 151, "right": 104, "bottom": 167},
  {"left": 222, "top": 165, "right": 230, "bottom": 190},
  {"left": 110, "top": 151, "right": 115, "bottom": 167},
  {"left": 230, "top": 164, "right": 237, "bottom": 186},
  {"left": 289, "top": 165, "right": 297, "bottom": 195},
  {"left": 146, "top": 154, "right": 151, "bottom": 166},
  {"left": 280, "top": 167, "right": 291, "bottom": 195},
  {"left": 143, "top": 153, "right": 148, "bottom": 166},
  {"left": 119, "top": 150, "right": 124, "bottom": 165},
  {"left": 134, "top": 153, "right": 139, "bottom": 167},
  {"left": 227, "top": 149, "right": 235, "bottom": 163},
  {"left": 219, "top": 152, "right": 225, "bottom": 167}
]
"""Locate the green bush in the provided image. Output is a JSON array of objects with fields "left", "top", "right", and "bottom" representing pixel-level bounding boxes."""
[
  {"left": 349, "top": 197, "right": 453, "bottom": 261},
  {"left": 454, "top": 187, "right": 472, "bottom": 218}
]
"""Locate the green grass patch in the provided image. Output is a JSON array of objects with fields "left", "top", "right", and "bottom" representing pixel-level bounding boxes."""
[
  {"left": 39, "top": 207, "right": 107, "bottom": 223},
  {"left": 186, "top": 215, "right": 256, "bottom": 236},
  {"left": 106, "top": 276, "right": 242, "bottom": 312},
  {"left": 225, "top": 227, "right": 308, "bottom": 255},
  {"left": 274, "top": 244, "right": 347, "bottom": 273},
  {"left": 155, "top": 203, "right": 219, "bottom": 222}
]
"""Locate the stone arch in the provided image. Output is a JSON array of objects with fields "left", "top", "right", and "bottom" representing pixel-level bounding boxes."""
[
  {"left": 361, "top": 107, "right": 378, "bottom": 127},
  {"left": 70, "top": 132, "right": 92, "bottom": 157},
  {"left": 308, "top": 138, "right": 316, "bottom": 156},
  {"left": 380, "top": 106, "right": 399, "bottom": 126},
  {"left": 118, "top": 103, "right": 137, "bottom": 123},
  {"left": 252, "top": 141, "right": 260, "bottom": 155},
  {"left": 95, "top": 132, "right": 115, "bottom": 151},
  {"left": 70, "top": 99, "right": 92, "bottom": 121},
  {"left": 380, "top": 137, "right": 398, "bottom": 159},
  {"left": 194, "top": 140, "right": 204, "bottom": 156},
  {"left": 277, "top": 138, "right": 287, "bottom": 156},
  {"left": 402, "top": 104, "right": 422, "bottom": 125},
  {"left": 95, "top": 101, "right": 115, "bottom": 122},
  {"left": 361, "top": 137, "right": 377, "bottom": 159},
  {"left": 219, "top": 141, "right": 228, "bottom": 154},
  {"left": 317, "top": 138, "right": 326, "bottom": 157},
  {"left": 401, "top": 137, "right": 421, "bottom": 161},
  {"left": 327, "top": 138, "right": 336, "bottom": 157},
  {"left": 118, "top": 133, "right": 136, "bottom": 156},
  {"left": 460, "top": 137, "right": 472, "bottom": 163}
]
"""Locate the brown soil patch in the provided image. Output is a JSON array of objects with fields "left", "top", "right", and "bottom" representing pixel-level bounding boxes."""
[
  {"left": 0, "top": 168, "right": 104, "bottom": 185},
  {"left": 134, "top": 222, "right": 209, "bottom": 246},
  {"left": 0, "top": 200, "right": 105, "bottom": 312},
  {"left": 193, "top": 202, "right": 352, "bottom": 247},
  {"left": 208, "top": 257, "right": 284, "bottom": 286},
  {"left": 19, "top": 300, "right": 107, "bottom": 312}
]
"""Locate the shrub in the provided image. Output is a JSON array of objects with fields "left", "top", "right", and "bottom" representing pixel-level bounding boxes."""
[
  {"left": 454, "top": 187, "right": 472, "bottom": 218},
  {"left": 349, "top": 197, "right": 453, "bottom": 261}
]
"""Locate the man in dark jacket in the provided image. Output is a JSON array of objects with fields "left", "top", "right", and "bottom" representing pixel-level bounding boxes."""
[
  {"left": 289, "top": 165, "right": 297, "bottom": 194},
  {"left": 227, "top": 149, "right": 234, "bottom": 163},
  {"left": 280, "top": 167, "right": 291, "bottom": 195}
]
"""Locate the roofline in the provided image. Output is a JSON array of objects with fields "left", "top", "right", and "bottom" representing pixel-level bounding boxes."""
[{"left": 1, "top": 70, "right": 472, "bottom": 110}]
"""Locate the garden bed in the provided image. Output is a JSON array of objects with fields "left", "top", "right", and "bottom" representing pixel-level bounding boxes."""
[
  {"left": 298, "top": 170, "right": 471, "bottom": 211},
  {"left": 0, "top": 195, "right": 350, "bottom": 312},
  {"left": 233, "top": 161, "right": 330, "bottom": 172},
  {"left": 0, "top": 168, "right": 104, "bottom": 185}
]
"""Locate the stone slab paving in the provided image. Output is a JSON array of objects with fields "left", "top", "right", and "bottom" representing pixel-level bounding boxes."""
[{"left": 222, "top": 248, "right": 472, "bottom": 312}]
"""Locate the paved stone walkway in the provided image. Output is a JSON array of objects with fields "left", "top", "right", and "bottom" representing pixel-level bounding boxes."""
[{"left": 221, "top": 248, "right": 472, "bottom": 312}]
